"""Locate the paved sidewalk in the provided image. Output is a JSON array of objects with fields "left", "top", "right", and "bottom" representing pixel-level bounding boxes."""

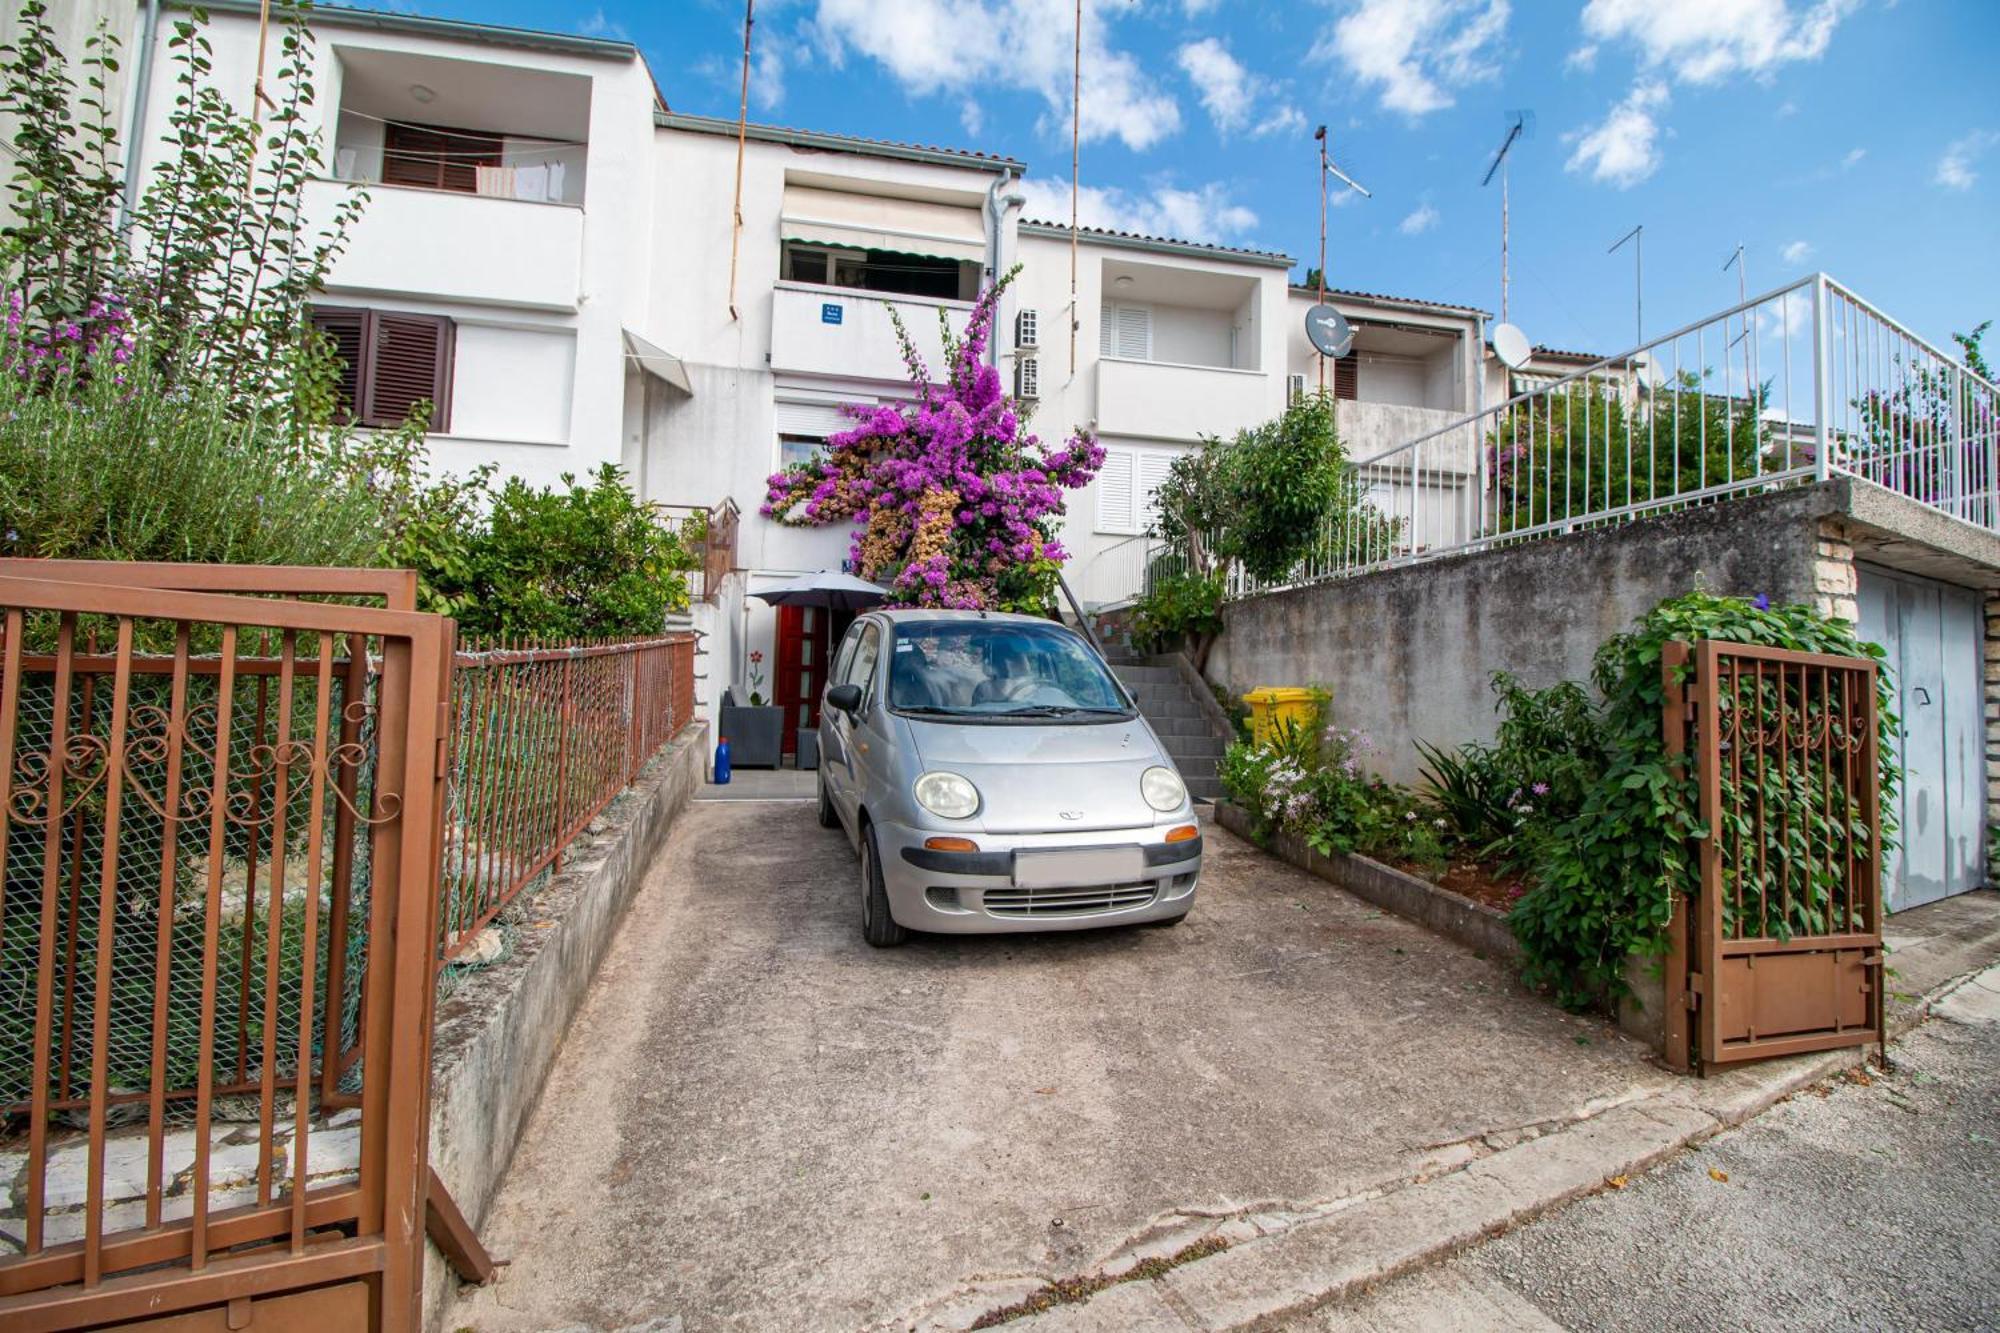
[
  {"left": 444, "top": 794, "right": 2000, "bottom": 1333},
  {"left": 1301, "top": 965, "right": 2000, "bottom": 1332}
]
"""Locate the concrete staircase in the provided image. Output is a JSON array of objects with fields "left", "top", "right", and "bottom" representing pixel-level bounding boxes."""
[{"left": 1107, "top": 658, "right": 1227, "bottom": 804}]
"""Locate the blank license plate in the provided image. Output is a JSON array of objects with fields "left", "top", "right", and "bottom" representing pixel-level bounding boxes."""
[{"left": 1012, "top": 846, "right": 1145, "bottom": 889}]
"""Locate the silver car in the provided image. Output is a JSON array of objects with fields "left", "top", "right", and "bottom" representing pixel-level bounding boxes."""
[{"left": 816, "top": 610, "right": 1202, "bottom": 946}]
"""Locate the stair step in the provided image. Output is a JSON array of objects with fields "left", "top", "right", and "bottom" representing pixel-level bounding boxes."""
[
  {"left": 1183, "top": 776, "right": 1222, "bottom": 800},
  {"left": 1163, "top": 735, "right": 1226, "bottom": 759},
  {"left": 1146, "top": 713, "right": 1216, "bottom": 737},
  {"left": 1170, "top": 754, "right": 1218, "bottom": 779},
  {"left": 1112, "top": 664, "right": 1181, "bottom": 685}
]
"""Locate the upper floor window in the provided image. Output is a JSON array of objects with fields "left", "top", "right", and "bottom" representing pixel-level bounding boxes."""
[
  {"left": 309, "top": 305, "right": 455, "bottom": 431},
  {"left": 381, "top": 121, "right": 500, "bottom": 194},
  {"left": 1099, "top": 302, "right": 1154, "bottom": 361},
  {"left": 782, "top": 242, "right": 973, "bottom": 302}
]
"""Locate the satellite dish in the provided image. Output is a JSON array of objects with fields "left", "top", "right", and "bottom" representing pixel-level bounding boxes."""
[
  {"left": 1492, "top": 322, "right": 1532, "bottom": 371},
  {"left": 1305, "top": 303, "right": 1354, "bottom": 359}
]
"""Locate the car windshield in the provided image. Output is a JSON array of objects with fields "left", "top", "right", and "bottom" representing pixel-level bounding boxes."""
[{"left": 886, "top": 621, "right": 1132, "bottom": 720}]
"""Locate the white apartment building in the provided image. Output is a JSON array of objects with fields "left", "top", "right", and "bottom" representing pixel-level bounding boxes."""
[{"left": 106, "top": 1, "right": 1495, "bottom": 752}]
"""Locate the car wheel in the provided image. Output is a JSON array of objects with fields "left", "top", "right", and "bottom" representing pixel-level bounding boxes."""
[
  {"left": 859, "top": 824, "right": 908, "bottom": 948},
  {"left": 816, "top": 768, "right": 839, "bottom": 829}
]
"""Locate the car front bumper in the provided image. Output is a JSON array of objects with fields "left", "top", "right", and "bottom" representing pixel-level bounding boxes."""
[{"left": 874, "top": 819, "right": 1202, "bottom": 933}]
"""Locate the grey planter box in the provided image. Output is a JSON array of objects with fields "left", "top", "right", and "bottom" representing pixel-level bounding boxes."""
[
  {"left": 796, "top": 727, "right": 820, "bottom": 771},
  {"left": 719, "top": 689, "right": 783, "bottom": 769}
]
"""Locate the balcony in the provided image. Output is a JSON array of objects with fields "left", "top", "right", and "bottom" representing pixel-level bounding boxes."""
[
  {"left": 1094, "top": 358, "right": 1272, "bottom": 443},
  {"left": 306, "top": 178, "right": 583, "bottom": 312},
  {"left": 1338, "top": 401, "right": 1468, "bottom": 466},
  {"left": 769, "top": 282, "right": 966, "bottom": 384}
]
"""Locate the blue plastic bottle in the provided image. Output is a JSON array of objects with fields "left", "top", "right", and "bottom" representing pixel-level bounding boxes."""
[{"left": 714, "top": 736, "right": 732, "bottom": 785}]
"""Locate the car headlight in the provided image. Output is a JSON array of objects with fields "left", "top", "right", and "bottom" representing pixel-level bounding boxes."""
[
  {"left": 1142, "top": 765, "right": 1187, "bottom": 812},
  {"left": 913, "top": 770, "right": 981, "bottom": 819}
]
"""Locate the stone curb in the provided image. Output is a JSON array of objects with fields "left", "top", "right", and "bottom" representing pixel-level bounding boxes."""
[
  {"left": 1002, "top": 964, "right": 1980, "bottom": 1333},
  {"left": 1212, "top": 801, "right": 1520, "bottom": 963}
]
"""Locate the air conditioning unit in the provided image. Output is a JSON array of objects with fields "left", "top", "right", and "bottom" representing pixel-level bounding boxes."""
[
  {"left": 1287, "top": 372, "right": 1308, "bottom": 405},
  {"left": 1015, "top": 356, "right": 1040, "bottom": 400},
  {"left": 1015, "top": 308, "right": 1039, "bottom": 350}
]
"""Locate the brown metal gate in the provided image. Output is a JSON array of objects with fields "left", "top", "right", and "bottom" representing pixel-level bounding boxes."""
[
  {"left": 0, "top": 567, "right": 451, "bottom": 1330},
  {"left": 1663, "top": 639, "right": 1886, "bottom": 1073}
]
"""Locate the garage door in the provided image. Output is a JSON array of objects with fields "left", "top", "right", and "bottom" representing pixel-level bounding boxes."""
[{"left": 1856, "top": 565, "right": 1987, "bottom": 911}]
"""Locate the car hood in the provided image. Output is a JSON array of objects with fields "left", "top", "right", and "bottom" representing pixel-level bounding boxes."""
[{"left": 906, "top": 716, "right": 1171, "bottom": 833}]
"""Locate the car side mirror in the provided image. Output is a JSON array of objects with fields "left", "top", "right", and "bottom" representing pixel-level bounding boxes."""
[{"left": 826, "top": 683, "right": 864, "bottom": 715}]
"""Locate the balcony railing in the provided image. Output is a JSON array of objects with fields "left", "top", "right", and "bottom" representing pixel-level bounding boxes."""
[
  {"left": 306, "top": 178, "right": 583, "bottom": 312},
  {"left": 1152, "top": 274, "right": 2000, "bottom": 601},
  {"left": 1094, "top": 357, "right": 1271, "bottom": 443},
  {"left": 769, "top": 283, "right": 967, "bottom": 383}
]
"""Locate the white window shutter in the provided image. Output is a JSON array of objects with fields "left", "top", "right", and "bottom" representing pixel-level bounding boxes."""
[
  {"left": 1096, "top": 447, "right": 1136, "bottom": 533},
  {"left": 1136, "top": 449, "right": 1177, "bottom": 530},
  {"left": 1116, "top": 304, "right": 1152, "bottom": 360},
  {"left": 1098, "top": 308, "right": 1115, "bottom": 358}
]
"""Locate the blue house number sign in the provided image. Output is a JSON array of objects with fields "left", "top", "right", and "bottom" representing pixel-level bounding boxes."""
[{"left": 821, "top": 303, "right": 843, "bottom": 325}]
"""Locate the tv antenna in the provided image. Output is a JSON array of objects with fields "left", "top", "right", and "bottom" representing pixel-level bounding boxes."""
[
  {"left": 1314, "top": 124, "right": 1372, "bottom": 393},
  {"left": 1480, "top": 111, "right": 1531, "bottom": 325},
  {"left": 1609, "top": 223, "right": 1644, "bottom": 346},
  {"left": 1725, "top": 243, "right": 1757, "bottom": 407}
]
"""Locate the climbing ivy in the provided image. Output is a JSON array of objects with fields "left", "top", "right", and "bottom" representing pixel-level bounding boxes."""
[{"left": 1508, "top": 591, "right": 1899, "bottom": 1012}]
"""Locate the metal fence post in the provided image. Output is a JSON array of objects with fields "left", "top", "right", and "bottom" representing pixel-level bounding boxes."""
[
  {"left": 1812, "top": 272, "right": 1833, "bottom": 481},
  {"left": 552, "top": 653, "right": 573, "bottom": 872}
]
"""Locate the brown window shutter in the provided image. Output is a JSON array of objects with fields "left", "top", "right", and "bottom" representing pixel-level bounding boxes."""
[
  {"left": 1334, "top": 351, "right": 1359, "bottom": 401},
  {"left": 362, "top": 314, "right": 454, "bottom": 432},
  {"left": 381, "top": 121, "right": 501, "bottom": 194},
  {"left": 308, "top": 306, "right": 367, "bottom": 422}
]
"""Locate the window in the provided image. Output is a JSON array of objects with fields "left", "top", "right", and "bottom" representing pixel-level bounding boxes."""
[
  {"left": 380, "top": 121, "right": 501, "bottom": 194},
  {"left": 782, "top": 241, "right": 972, "bottom": 300},
  {"left": 1098, "top": 302, "right": 1153, "bottom": 361},
  {"left": 844, "top": 623, "right": 881, "bottom": 695},
  {"left": 778, "top": 434, "right": 826, "bottom": 470},
  {"left": 309, "top": 306, "right": 455, "bottom": 431},
  {"left": 1095, "top": 444, "right": 1179, "bottom": 535},
  {"left": 1334, "top": 350, "right": 1358, "bottom": 401}
]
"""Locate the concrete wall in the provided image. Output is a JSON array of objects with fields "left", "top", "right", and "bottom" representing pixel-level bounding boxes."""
[{"left": 1208, "top": 484, "right": 1844, "bottom": 784}]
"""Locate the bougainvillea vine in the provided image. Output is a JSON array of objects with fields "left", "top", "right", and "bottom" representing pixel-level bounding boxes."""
[{"left": 761, "top": 271, "right": 1103, "bottom": 611}]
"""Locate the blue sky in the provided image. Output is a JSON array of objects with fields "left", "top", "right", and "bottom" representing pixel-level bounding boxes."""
[{"left": 435, "top": 0, "right": 1994, "bottom": 359}]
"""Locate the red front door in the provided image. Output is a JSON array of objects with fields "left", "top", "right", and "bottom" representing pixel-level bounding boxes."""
[{"left": 775, "top": 605, "right": 856, "bottom": 758}]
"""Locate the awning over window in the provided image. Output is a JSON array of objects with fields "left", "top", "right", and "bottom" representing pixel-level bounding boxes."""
[
  {"left": 779, "top": 185, "right": 985, "bottom": 264},
  {"left": 624, "top": 328, "right": 691, "bottom": 396}
]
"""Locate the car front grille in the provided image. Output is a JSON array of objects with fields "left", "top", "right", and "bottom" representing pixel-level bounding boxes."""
[{"left": 981, "top": 882, "right": 1159, "bottom": 918}]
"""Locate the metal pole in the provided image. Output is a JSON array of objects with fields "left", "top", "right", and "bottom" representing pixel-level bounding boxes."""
[
  {"left": 1610, "top": 224, "right": 1643, "bottom": 345},
  {"left": 1500, "top": 157, "right": 1509, "bottom": 325},
  {"left": 725, "top": 0, "right": 753, "bottom": 322},
  {"left": 1069, "top": 0, "right": 1080, "bottom": 380},
  {"left": 1317, "top": 126, "right": 1328, "bottom": 394},
  {"left": 1812, "top": 271, "right": 1832, "bottom": 480}
]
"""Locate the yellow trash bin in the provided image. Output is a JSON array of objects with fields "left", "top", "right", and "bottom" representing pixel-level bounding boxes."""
[{"left": 1243, "top": 687, "right": 1321, "bottom": 747}]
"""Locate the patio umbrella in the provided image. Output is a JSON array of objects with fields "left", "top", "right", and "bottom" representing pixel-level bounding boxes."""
[{"left": 751, "top": 569, "right": 890, "bottom": 611}]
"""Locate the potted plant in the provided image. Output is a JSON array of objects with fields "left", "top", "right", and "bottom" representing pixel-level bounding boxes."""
[{"left": 721, "top": 649, "right": 783, "bottom": 767}]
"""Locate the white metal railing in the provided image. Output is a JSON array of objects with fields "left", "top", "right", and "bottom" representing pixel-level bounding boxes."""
[{"left": 1157, "top": 274, "right": 2000, "bottom": 599}]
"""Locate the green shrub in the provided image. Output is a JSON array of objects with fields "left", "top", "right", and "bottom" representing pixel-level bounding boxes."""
[
  {"left": 1507, "top": 591, "right": 1897, "bottom": 1013},
  {"left": 1419, "top": 672, "right": 1609, "bottom": 865},
  {"left": 419, "top": 465, "right": 696, "bottom": 640},
  {"left": 1128, "top": 570, "right": 1224, "bottom": 663}
]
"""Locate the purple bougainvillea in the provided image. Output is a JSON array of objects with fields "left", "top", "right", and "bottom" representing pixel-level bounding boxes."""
[{"left": 761, "top": 276, "right": 1102, "bottom": 610}]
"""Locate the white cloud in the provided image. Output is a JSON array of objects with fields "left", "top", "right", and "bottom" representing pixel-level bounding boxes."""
[
  {"left": 1841, "top": 146, "right": 1865, "bottom": 169},
  {"left": 1015, "top": 177, "right": 1258, "bottom": 243},
  {"left": 1175, "top": 36, "right": 1306, "bottom": 139},
  {"left": 1565, "top": 42, "right": 1598, "bottom": 72},
  {"left": 811, "top": 0, "right": 1181, "bottom": 152},
  {"left": 1577, "top": 0, "right": 1856, "bottom": 85},
  {"left": 1565, "top": 79, "right": 1669, "bottom": 188},
  {"left": 1314, "top": 0, "right": 1510, "bottom": 118},
  {"left": 1398, "top": 202, "right": 1440, "bottom": 235},
  {"left": 1183, "top": 0, "right": 1219, "bottom": 14},
  {"left": 1780, "top": 239, "right": 1812, "bottom": 264},
  {"left": 1935, "top": 130, "right": 1998, "bottom": 191},
  {"left": 960, "top": 99, "right": 984, "bottom": 136},
  {"left": 750, "top": 34, "right": 787, "bottom": 110},
  {"left": 575, "top": 9, "right": 629, "bottom": 40}
]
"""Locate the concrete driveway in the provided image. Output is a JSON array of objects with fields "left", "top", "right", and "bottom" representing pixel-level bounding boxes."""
[{"left": 449, "top": 797, "right": 1679, "bottom": 1332}]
